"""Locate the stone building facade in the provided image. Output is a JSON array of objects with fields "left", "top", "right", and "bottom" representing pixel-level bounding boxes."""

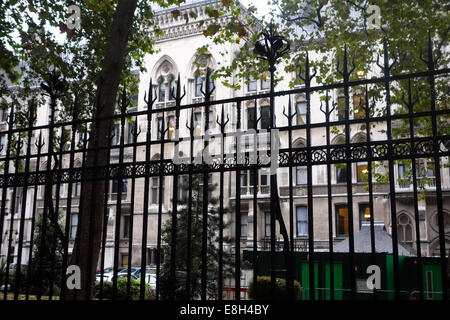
[{"left": 1, "top": 0, "right": 449, "bottom": 278}]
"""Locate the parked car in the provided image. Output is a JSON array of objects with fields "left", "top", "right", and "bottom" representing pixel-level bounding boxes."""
[
  {"left": 129, "top": 268, "right": 156, "bottom": 286},
  {"left": 96, "top": 267, "right": 157, "bottom": 285},
  {"left": 117, "top": 267, "right": 141, "bottom": 279},
  {"left": 96, "top": 267, "right": 126, "bottom": 282},
  {"left": 144, "top": 274, "right": 157, "bottom": 288},
  {"left": 133, "top": 267, "right": 156, "bottom": 278}
]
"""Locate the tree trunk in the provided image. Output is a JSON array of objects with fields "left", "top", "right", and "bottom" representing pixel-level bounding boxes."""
[{"left": 66, "top": 0, "right": 138, "bottom": 300}]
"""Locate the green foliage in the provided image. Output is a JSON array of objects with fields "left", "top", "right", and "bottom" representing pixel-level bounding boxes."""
[
  {"left": 159, "top": 174, "right": 234, "bottom": 300},
  {"left": 27, "top": 211, "right": 63, "bottom": 295},
  {"left": 0, "top": 0, "right": 185, "bottom": 131},
  {"left": 0, "top": 259, "right": 5, "bottom": 286},
  {"left": 199, "top": 0, "right": 449, "bottom": 194},
  {"left": 247, "top": 276, "right": 302, "bottom": 300},
  {"left": 94, "top": 278, "right": 155, "bottom": 300}
]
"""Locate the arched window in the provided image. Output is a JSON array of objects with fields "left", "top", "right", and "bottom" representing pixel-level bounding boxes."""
[
  {"left": 332, "top": 135, "right": 347, "bottom": 184},
  {"left": 397, "top": 213, "right": 414, "bottom": 248},
  {"left": 295, "top": 94, "right": 307, "bottom": 125},
  {"left": 260, "top": 103, "right": 270, "bottom": 129},
  {"left": 190, "top": 53, "right": 216, "bottom": 99},
  {"left": 293, "top": 139, "right": 307, "bottom": 185},
  {"left": 151, "top": 57, "right": 178, "bottom": 104},
  {"left": 352, "top": 133, "right": 368, "bottom": 182},
  {"left": 158, "top": 80, "right": 166, "bottom": 102},
  {"left": 169, "top": 78, "right": 177, "bottom": 100},
  {"left": 353, "top": 86, "right": 366, "bottom": 119},
  {"left": 208, "top": 76, "right": 215, "bottom": 93},
  {"left": 195, "top": 75, "right": 203, "bottom": 97}
]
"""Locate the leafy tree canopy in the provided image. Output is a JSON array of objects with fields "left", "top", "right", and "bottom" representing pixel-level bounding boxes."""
[{"left": 0, "top": 0, "right": 185, "bottom": 118}]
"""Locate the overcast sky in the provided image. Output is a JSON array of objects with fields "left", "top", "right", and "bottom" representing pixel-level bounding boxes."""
[{"left": 239, "top": 0, "right": 279, "bottom": 21}]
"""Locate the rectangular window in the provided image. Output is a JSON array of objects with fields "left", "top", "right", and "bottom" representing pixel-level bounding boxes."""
[
  {"left": 75, "top": 181, "right": 81, "bottom": 197},
  {"left": 260, "top": 172, "right": 269, "bottom": 186},
  {"left": 260, "top": 106, "right": 270, "bottom": 129},
  {"left": 265, "top": 212, "right": 271, "bottom": 237},
  {"left": 398, "top": 162, "right": 411, "bottom": 188},
  {"left": 296, "top": 206, "right": 308, "bottom": 237},
  {"left": 194, "top": 112, "right": 202, "bottom": 136},
  {"left": 59, "top": 184, "right": 65, "bottom": 198},
  {"left": 336, "top": 205, "right": 349, "bottom": 236},
  {"left": 398, "top": 163, "right": 406, "bottom": 179},
  {"left": 209, "top": 79, "right": 215, "bottom": 94},
  {"left": 131, "top": 92, "right": 138, "bottom": 108},
  {"left": 168, "top": 116, "right": 175, "bottom": 139},
  {"left": 151, "top": 177, "right": 158, "bottom": 204},
  {"left": 241, "top": 212, "right": 248, "bottom": 238},
  {"left": 159, "top": 85, "right": 166, "bottom": 102},
  {"left": 127, "top": 123, "right": 135, "bottom": 144},
  {"left": 336, "top": 164, "right": 347, "bottom": 183},
  {"left": 247, "top": 108, "right": 255, "bottom": 130},
  {"left": 426, "top": 161, "right": 435, "bottom": 177},
  {"left": 1, "top": 109, "right": 8, "bottom": 122},
  {"left": 170, "top": 79, "right": 177, "bottom": 100},
  {"left": 416, "top": 160, "right": 425, "bottom": 177},
  {"left": 296, "top": 166, "right": 307, "bottom": 185},
  {"left": 112, "top": 124, "right": 120, "bottom": 145},
  {"left": 179, "top": 175, "right": 188, "bottom": 202},
  {"left": 112, "top": 180, "right": 118, "bottom": 193},
  {"left": 261, "top": 78, "right": 270, "bottom": 90},
  {"left": 240, "top": 171, "right": 248, "bottom": 187},
  {"left": 208, "top": 110, "right": 214, "bottom": 129},
  {"left": 70, "top": 213, "right": 78, "bottom": 239},
  {"left": 353, "top": 90, "right": 366, "bottom": 119},
  {"left": 15, "top": 187, "right": 23, "bottom": 214},
  {"left": 0, "top": 134, "right": 6, "bottom": 154},
  {"left": 250, "top": 170, "right": 258, "bottom": 186},
  {"left": 337, "top": 96, "right": 346, "bottom": 121},
  {"left": 296, "top": 101, "right": 307, "bottom": 125},
  {"left": 195, "top": 76, "right": 203, "bottom": 97},
  {"left": 112, "top": 179, "right": 127, "bottom": 193},
  {"left": 123, "top": 215, "right": 130, "bottom": 238},
  {"left": 156, "top": 117, "right": 163, "bottom": 140},
  {"left": 121, "top": 254, "right": 129, "bottom": 267},
  {"left": 248, "top": 75, "right": 257, "bottom": 92},
  {"left": 357, "top": 162, "right": 368, "bottom": 182},
  {"left": 359, "top": 204, "right": 371, "bottom": 229}
]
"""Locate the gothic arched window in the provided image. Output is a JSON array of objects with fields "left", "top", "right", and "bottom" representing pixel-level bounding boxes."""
[
  {"left": 195, "top": 75, "right": 203, "bottom": 97},
  {"left": 158, "top": 79, "right": 166, "bottom": 102},
  {"left": 397, "top": 213, "right": 414, "bottom": 247}
]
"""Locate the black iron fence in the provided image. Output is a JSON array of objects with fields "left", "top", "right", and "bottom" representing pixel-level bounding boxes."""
[{"left": 0, "top": 29, "right": 449, "bottom": 301}]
